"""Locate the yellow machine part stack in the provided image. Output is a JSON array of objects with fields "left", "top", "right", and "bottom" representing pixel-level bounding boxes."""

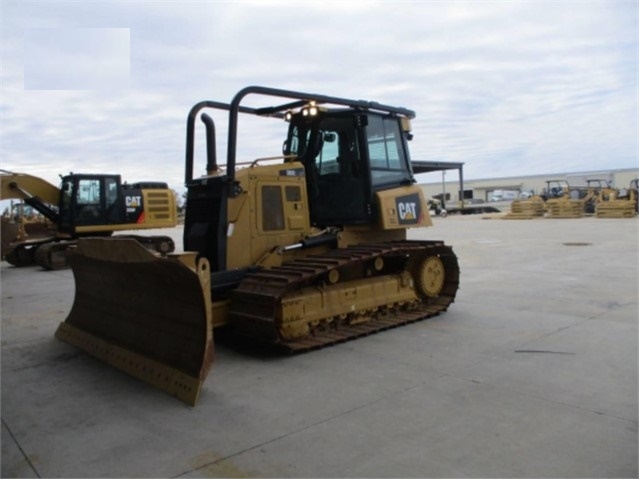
[
  {"left": 545, "top": 198, "right": 584, "bottom": 218},
  {"left": 502, "top": 197, "right": 546, "bottom": 220},
  {"left": 595, "top": 201, "right": 637, "bottom": 218}
]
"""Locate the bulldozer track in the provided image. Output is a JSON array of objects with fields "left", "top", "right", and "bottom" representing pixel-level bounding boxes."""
[{"left": 229, "top": 240, "right": 460, "bottom": 352}]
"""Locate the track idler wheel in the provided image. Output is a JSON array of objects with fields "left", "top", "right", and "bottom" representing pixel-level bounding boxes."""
[{"left": 413, "top": 255, "right": 445, "bottom": 298}]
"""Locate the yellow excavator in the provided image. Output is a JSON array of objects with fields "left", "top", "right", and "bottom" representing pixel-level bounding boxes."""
[
  {"left": 1, "top": 170, "right": 178, "bottom": 269},
  {"left": 55, "top": 86, "right": 460, "bottom": 405}
]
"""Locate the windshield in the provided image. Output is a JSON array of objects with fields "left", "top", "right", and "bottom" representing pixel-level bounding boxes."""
[
  {"left": 287, "top": 113, "right": 412, "bottom": 189},
  {"left": 366, "top": 115, "right": 412, "bottom": 188}
]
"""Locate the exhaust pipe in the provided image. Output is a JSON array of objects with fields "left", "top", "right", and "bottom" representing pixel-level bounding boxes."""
[{"left": 200, "top": 113, "right": 218, "bottom": 175}]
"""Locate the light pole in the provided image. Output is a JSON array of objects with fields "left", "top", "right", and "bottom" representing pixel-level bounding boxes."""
[{"left": 442, "top": 170, "right": 446, "bottom": 209}]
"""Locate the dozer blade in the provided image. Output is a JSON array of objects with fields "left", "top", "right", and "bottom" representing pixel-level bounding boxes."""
[{"left": 55, "top": 238, "right": 213, "bottom": 406}]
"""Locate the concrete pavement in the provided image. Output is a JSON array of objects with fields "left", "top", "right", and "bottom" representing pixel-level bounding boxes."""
[{"left": 1, "top": 215, "right": 637, "bottom": 478}]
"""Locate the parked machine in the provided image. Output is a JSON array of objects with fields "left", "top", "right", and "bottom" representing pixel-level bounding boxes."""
[
  {"left": 542, "top": 180, "right": 591, "bottom": 218},
  {"left": 428, "top": 198, "right": 448, "bottom": 217},
  {"left": 1, "top": 170, "right": 177, "bottom": 269},
  {"left": 55, "top": 86, "right": 460, "bottom": 405},
  {"left": 1, "top": 201, "right": 56, "bottom": 258},
  {"left": 595, "top": 178, "right": 639, "bottom": 218},
  {"left": 540, "top": 180, "right": 570, "bottom": 202}
]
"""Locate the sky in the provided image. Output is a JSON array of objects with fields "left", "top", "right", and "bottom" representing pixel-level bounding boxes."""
[{"left": 1, "top": 0, "right": 637, "bottom": 196}]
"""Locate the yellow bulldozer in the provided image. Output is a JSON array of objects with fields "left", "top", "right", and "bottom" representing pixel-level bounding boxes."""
[
  {"left": 55, "top": 86, "right": 460, "bottom": 405},
  {"left": 1, "top": 170, "right": 178, "bottom": 269}
]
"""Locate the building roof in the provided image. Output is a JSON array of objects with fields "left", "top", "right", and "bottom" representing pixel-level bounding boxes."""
[{"left": 412, "top": 161, "right": 464, "bottom": 174}]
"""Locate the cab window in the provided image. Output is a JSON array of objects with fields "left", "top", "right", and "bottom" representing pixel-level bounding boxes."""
[
  {"left": 367, "top": 115, "right": 412, "bottom": 188},
  {"left": 77, "top": 179, "right": 101, "bottom": 205},
  {"left": 75, "top": 178, "right": 102, "bottom": 223}
]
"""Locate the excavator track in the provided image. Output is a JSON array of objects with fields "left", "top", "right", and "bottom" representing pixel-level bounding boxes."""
[
  {"left": 35, "top": 240, "right": 76, "bottom": 270},
  {"left": 229, "top": 240, "right": 460, "bottom": 352},
  {"left": 4, "top": 238, "right": 55, "bottom": 267}
]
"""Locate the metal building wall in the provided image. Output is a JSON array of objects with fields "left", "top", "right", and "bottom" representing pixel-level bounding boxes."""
[{"left": 418, "top": 168, "right": 639, "bottom": 204}]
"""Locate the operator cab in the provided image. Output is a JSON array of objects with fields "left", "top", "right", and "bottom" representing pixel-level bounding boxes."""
[
  {"left": 283, "top": 107, "right": 415, "bottom": 227},
  {"left": 58, "top": 174, "right": 125, "bottom": 233}
]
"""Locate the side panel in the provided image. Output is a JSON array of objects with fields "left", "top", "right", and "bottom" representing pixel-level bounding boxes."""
[
  {"left": 140, "top": 189, "right": 178, "bottom": 226},
  {"left": 123, "top": 188, "right": 177, "bottom": 227},
  {"left": 226, "top": 163, "right": 312, "bottom": 270},
  {"left": 123, "top": 188, "right": 145, "bottom": 223},
  {"left": 376, "top": 185, "right": 433, "bottom": 230},
  {"left": 74, "top": 187, "right": 177, "bottom": 234}
]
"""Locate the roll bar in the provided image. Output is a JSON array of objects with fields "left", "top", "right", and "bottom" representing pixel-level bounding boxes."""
[{"left": 185, "top": 86, "right": 416, "bottom": 185}]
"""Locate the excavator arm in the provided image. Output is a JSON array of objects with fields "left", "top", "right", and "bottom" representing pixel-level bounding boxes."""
[{"left": 0, "top": 170, "right": 61, "bottom": 222}]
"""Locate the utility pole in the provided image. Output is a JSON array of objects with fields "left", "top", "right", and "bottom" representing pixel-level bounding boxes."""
[{"left": 442, "top": 170, "right": 446, "bottom": 209}]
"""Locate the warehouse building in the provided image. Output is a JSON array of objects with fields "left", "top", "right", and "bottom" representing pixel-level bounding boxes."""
[{"left": 415, "top": 166, "right": 639, "bottom": 207}]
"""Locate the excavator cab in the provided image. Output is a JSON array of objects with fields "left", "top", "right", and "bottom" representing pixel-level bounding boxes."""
[
  {"left": 57, "top": 173, "right": 173, "bottom": 234},
  {"left": 58, "top": 174, "right": 121, "bottom": 231}
]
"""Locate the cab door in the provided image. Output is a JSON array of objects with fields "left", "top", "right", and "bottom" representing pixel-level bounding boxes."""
[
  {"left": 305, "top": 117, "right": 372, "bottom": 226},
  {"left": 73, "top": 177, "right": 105, "bottom": 226}
]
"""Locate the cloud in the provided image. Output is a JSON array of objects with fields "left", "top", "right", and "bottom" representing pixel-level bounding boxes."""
[
  {"left": 1, "top": 0, "right": 636, "bottom": 194},
  {"left": 24, "top": 28, "right": 130, "bottom": 90}
]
